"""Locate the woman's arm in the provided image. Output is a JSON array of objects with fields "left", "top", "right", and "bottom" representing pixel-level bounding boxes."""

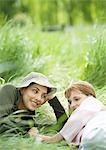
[
  {"left": 28, "top": 127, "right": 63, "bottom": 143},
  {"left": 48, "top": 96, "right": 68, "bottom": 130}
]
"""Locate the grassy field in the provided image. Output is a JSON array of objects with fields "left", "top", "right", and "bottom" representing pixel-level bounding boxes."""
[
  {"left": 0, "top": 136, "right": 75, "bottom": 150},
  {"left": 0, "top": 22, "right": 106, "bottom": 149}
]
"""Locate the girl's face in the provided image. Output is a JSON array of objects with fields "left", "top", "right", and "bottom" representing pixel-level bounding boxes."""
[
  {"left": 68, "top": 89, "right": 88, "bottom": 111},
  {"left": 20, "top": 84, "right": 48, "bottom": 111}
]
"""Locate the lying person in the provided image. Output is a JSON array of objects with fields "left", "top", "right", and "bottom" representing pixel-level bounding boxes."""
[
  {"left": 0, "top": 72, "right": 67, "bottom": 135},
  {"left": 28, "top": 81, "right": 106, "bottom": 149}
]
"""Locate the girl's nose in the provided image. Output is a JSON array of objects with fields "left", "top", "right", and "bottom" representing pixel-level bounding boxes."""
[{"left": 70, "top": 102, "right": 76, "bottom": 110}]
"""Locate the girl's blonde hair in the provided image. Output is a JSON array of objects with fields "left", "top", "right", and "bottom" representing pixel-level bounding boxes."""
[{"left": 65, "top": 81, "right": 96, "bottom": 99}]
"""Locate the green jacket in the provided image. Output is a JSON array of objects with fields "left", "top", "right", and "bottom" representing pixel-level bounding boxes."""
[{"left": 0, "top": 84, "right": 21, "bottom": 118}]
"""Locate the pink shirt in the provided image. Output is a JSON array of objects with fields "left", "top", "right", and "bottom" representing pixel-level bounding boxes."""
[{"left": 60, "top": 96, "right": 105, "bottom": 146}]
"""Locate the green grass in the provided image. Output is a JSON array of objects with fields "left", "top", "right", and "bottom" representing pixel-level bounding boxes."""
[
  {"left": 0, "top": 22, "right": 106, "bottom": 149},
  {"left": 0, "top": 22, "right": 35, "bottom": 82},
  {"left": 81, "top": 33, "right": 106, "bottom": 88},
  {"left": 0, "top": 136, "right": 76, "bottom": 150}
]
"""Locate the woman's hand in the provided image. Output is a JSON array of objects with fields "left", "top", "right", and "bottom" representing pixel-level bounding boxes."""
[
  {"left": 28, "top": 127, "right": 39, "bottom": 138},
  {"left": 46, "top": 94, "right": 56, "bottom": 101},
  {"left": 38, "top": 133, "right": 63, "bottom": 143}
]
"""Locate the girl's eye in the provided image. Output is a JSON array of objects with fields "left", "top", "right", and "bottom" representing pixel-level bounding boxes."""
[
  {"left": 68, "top": 100, "right": 72, "bottom": 104},
  {"left": 75, "top": 98, "right": 79, "bottom": 101}
]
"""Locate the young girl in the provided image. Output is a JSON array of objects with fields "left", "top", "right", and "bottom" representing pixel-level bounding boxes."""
[{"left": 28, "top": 81, "right": 106, "bottom": 148}]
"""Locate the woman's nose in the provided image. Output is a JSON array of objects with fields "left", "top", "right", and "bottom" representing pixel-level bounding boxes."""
[{"left": 36, "top": 95, "right": 43, "bottom": 104}]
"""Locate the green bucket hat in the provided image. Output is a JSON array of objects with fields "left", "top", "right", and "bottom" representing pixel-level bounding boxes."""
[{"left": 17, "top": 72, "right": 57, "bottom": 96}]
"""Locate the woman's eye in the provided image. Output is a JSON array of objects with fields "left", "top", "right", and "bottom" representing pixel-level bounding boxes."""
[
  {"left": 32, "top": 89, "right": 38, "bottom": 94},
  {"left": 42, "top": 94, "right": 47, "bottom": 99}
]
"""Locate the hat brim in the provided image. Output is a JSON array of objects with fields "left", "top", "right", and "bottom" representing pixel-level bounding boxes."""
[{"left": 17, "top": 78, "right": 57, "bottom": 95}]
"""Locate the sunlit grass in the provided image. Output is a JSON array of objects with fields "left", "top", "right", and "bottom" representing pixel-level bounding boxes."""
[
  {"left": 0, "top": 136, "right": 76, "bottom": 150},
  {"left": 0, "top": 22, "right": 106, "bottom": 149}
]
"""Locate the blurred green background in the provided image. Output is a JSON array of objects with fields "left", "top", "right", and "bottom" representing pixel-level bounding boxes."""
[
  {"left": 0, "top": 0, "right": 106, "bottom": 150},
  {"left": 0, "top": 0, "right": 106, "bottom": 26}
]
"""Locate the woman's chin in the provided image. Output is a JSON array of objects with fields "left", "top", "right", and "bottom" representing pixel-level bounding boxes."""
[
  {"left": 28, "top": 106, "right": 36, "bottom": 111},
  {"left": 28, "top": 104, "right": 41, "bottom": 111}
]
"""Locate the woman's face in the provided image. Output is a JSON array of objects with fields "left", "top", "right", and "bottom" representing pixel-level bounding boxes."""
[
  {"left": 20, "top": 84, "right": 48, "bottom": 111},
  {"left": 68, "top": 89, "right": 87, "bottom": 111}
]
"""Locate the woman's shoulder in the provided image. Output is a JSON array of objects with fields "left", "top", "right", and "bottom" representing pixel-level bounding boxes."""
[
  {"left": 0, "top": 84, "right": 17, "bottom": 95},
  {"left": 1, "top": 84, "right": 16, "bottom": 90}
]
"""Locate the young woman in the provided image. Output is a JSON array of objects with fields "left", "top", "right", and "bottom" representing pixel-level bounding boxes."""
[
  {"left": 0, "top": 72, "right": 67, "bottom": 135},
  {"left": 28, "top": 81, "right": 106, "bottom": 149}
]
